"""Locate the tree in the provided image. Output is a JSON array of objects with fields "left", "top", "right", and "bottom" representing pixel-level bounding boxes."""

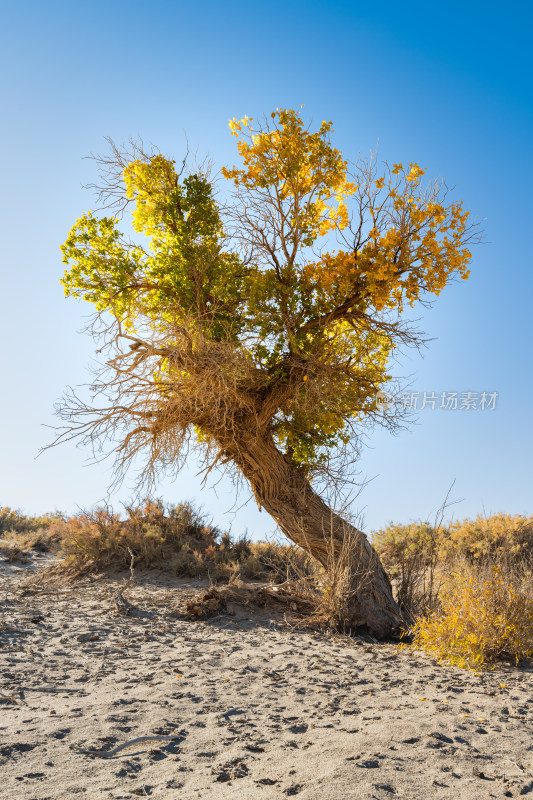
[{"left": 57, "top": 109, "right": 478, "bottom": 637}]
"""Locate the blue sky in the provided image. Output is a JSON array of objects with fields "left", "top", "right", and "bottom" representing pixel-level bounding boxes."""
[{"left": 1, "top": 0, "right": 531, "bottom": 538}]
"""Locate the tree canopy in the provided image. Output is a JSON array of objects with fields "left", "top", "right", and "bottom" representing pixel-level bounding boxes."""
[{"left": 60, "top": 108, "right": 475, "bottom": 483}]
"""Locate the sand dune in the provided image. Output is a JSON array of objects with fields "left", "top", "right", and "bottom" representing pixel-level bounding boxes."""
[{"left": 1, "top": 555, "right": 532, "bottom": 799}]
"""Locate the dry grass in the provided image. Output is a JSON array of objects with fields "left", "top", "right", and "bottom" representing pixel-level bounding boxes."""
[
  {"left": 309, "top": 522, "right": 371, "bottom": 630},
  {"left": 0, "top": 531, "right": 53, "bottom": 563}
]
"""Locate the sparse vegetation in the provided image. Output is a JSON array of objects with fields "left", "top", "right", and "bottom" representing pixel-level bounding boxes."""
[
  {"left": 373, "top": 514, "right": 533, "bottom": 666},
  {"left": 30, "top": 498, "right": 312, "bottom": 583},
  {"left": 2, "top": 503, "right": 532, "bottom": 665},
  {"left": 0, "top": 507, "right": 63, "bottom": 561}
]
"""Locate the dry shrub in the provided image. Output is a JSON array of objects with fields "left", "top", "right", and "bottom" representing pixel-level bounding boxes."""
[
  {"left": 0, "top": 507, "right": 63, "bottom": 561},
  {"left": 246, "top": 541, "right": 314, "bottom": 582},
  {"left": 373, "top": 513, "right": 533, "bottom": 618},
  {"left": 0, "top": 530, "right": 56, "bottom": 562},
  {"left": 372, "top": 522, "right": 442, "bottom": 614},
  {"left": 0, "top": 506, "right": 61, "bottom": 539},
  {"left": 0, "top": 535, "right": 31, "bottom": 563},
  {"left": 444, "top": 513, "right": 533, "bottom": 564},
  {"left": 54, "top": 498, "right": 306, "bottom": 583},
  {"left": 57, "top": 499, "right": 220, "bottom": 576},
  {"left": 0, "top": 507, "right": 23, "bottom": 535},
  {"left": 409, "top": 559, "right": 533, "bottom": 668}
]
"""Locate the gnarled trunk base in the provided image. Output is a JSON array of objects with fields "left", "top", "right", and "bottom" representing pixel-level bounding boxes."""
[{"left": 226, "top": 434, "right": 405, "bottom": 639}]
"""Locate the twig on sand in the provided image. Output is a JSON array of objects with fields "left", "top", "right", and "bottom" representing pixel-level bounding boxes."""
[
  {"left": 505, "top": 759, "right": 525, "bottom": 773},
  {"left": 70, "top": 734, "right": 181, "bottom": 758},
  {"left": 17, "top": 574, "right": 44, "bottom": 596},
  {"left": 22, "top": 686, "right": 86, "bottom": 693},
  {"left": 0, "top": 693, "right": 17, "bottom": 703}
]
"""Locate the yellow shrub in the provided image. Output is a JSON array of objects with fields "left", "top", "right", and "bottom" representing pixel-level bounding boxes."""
[
  {"left": 445, "top": 513, "right": 533, "bottom": 563},
  {"left": 0, "top": 507, "right": 22, "bottom": 534},
  {"left": 410, "top": 562, "right": 533, "bottom": 668},
  {"left": 0, "top": 506, "right": 62, "bottom": 538}
]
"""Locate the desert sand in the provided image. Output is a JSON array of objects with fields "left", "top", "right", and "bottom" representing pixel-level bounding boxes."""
[{"left": 1, "top": 553, "right": 532, "bottom": 800}]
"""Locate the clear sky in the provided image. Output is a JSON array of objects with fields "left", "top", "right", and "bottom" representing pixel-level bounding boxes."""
[{"left": 1, "top": 0, "right": 531, "bottom": 539}]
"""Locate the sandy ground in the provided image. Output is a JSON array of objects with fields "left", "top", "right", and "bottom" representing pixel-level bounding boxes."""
[{"left": 1, "top": 554, "right": 532, "bottom": 800}]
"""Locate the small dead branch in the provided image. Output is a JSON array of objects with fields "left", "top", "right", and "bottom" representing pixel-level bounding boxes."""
[
  {"left": 505, "top": 759, "right": 525, "bottom": 773},
  {"left": 15, "top": 564, "right": 83, "bottom": 596},
  {"left": 184, "top": 579, "right": 316, "bottom": 620},
  {"left": 113, "top": 587, "right": 135, "bottom": 615},
  {"left": 76, "top": 632, "right": 100, "bottom": 643},
  {"left": 112, "top": 547, "right": 136, "bottom": 616},
  {"left": 185, "top": 588, "right": 225, "bottom": 618},
  {"left": 20, "top": 686, "right": 88, "bottom": 694},
  {"left": 70, "top": 734, "right": 182, "bottom": 759}
]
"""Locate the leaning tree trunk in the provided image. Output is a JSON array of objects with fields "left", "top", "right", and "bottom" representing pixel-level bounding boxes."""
[{"left": 223, "top": 432, "right": 406, "bottom": 639}]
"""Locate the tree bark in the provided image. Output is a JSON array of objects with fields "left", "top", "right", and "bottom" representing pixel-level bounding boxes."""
[{"left": 224, "top": 432, "right": 406, "bottom": 639}]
